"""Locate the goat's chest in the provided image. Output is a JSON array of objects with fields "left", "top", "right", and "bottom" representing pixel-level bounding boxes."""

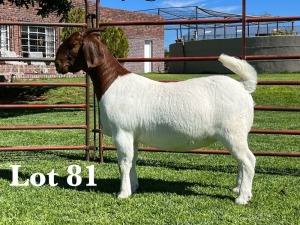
[{"left": 98, "top": 89, "right": 140, "bottom": 136}]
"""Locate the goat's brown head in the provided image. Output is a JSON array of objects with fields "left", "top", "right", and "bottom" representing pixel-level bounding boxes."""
[
  {"left": 55, "top": 29, "right": 107, "bottom": 74},
  {"left": 55, "top": 29, "right": 129, "bottom": 99}
]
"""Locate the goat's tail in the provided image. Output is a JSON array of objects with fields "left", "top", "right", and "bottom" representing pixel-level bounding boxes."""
[{"left": 218, "top": 54, "right": 257, "bottom": 93}]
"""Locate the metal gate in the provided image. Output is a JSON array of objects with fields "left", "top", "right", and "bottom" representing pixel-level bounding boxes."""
[
  {"left": 0, "top": 2, "right": 93, "bottom": 160},
  {"left": 94, "top": 0, "right": 299, "bottom": 162}
]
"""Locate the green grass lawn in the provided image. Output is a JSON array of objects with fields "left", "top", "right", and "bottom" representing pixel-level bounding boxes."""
[{"left": 0, "top": 73, "right": 299, "bottom": 224}]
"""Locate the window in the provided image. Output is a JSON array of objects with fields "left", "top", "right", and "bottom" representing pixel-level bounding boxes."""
[
  {"left": 0, "top": 25, "right": 9, "bottom": 53},
  {"left": 21, "top": 26, "right": 56, "bottom": 58}
]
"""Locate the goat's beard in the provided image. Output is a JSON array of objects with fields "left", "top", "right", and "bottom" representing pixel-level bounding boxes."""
[
  {"left": 68, "top": 65, "right": 82, "bottom": 73},
  {"left": 57, "top": 63, "right": 80, "bottom": 74}
]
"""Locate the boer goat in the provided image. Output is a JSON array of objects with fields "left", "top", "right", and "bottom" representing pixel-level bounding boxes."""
[{"left": 55, "top": 29, "right": 257, "bottom": 204}]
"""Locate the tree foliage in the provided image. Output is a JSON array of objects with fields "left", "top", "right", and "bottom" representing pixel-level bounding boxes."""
[
  {"left": 100, "top": 26, "right": 129, "bottom": 58},
  {"left": 61, "top": 7, "right": 129, "bottom": 58},
  {"left": 60, "top": 7, "right": 86, "bottom": 41},
  {"left": 271, "top": 29, "right": 297, "bottom": 36},
  {"left": 0, "top": 0, "right": 73, "bottom": 20}
]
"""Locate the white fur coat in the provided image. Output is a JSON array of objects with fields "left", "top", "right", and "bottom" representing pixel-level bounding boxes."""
[{"left": 100, "top": 73, "right": 254, "bottom": 150}]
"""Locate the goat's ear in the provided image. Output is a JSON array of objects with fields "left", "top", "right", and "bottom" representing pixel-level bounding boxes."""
[{"left": 82, "top": 34, "right": 103, "bottom": 69}]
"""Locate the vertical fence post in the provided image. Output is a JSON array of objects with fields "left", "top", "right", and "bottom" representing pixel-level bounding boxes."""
[
  {"left": 242, "top": 0, "right": 246, "bottom": 59},
  {"left": 95, "top": 0, "right": 104, "bottom": 163},
  {"left": 84, "top": 0, "right": 91, "bottom": 161}
]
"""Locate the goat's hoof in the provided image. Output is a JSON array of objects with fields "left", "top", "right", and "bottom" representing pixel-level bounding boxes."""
[
  {"left": 232, "top": 187, "right": 240, "bottom": 193},
  {"left": 117, "top": 191, "right": 131, "bottom": 199},
  {"left": 235, "top": 193, "right": 252, "bottom": 204},
  {"left": 235, "top": 197, "right": 249, "bottom": 205}
]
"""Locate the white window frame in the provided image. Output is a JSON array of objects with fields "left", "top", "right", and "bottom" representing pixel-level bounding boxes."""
[
  {"left": 0, "top": 25, "right": 9, "bottom": 53},
  {"left": 21, "top": 26, "right": 56, "bottom": 58}
]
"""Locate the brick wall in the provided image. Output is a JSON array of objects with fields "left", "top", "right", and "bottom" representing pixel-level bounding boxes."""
[
  {"left": 0, "top": 0, "right": 165, "bottom": 73},
  {"left": 0, "top": 2, "right": 60, "bottom": 55},
  {"left": 125, "top": 37, "right": 165, "bottom": 72},
  {"left": 73, "top": 1, "right": 165, "bottom": 73}
]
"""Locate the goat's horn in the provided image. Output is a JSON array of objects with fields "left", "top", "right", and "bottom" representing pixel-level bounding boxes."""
[{"left": 82, "top": 28, "right": 106, "bottom": 36}]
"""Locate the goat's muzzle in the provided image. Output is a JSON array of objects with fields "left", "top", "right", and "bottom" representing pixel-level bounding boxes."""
[{"left": 55, "top": 59, "right": 69, "bottom": 74}]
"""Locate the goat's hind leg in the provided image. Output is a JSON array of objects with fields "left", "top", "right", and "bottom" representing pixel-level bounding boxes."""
[
  {"left": 223, "top": 135, "right": 256, "bottom": 204},
  {"left": 233, "top": 147, "right": 255, "bottom": 204},
  {"left": 130, "top": 142, "right": 139, "bottom": 193},
  {"left": 236, "top": 151, "right": 255, "bottom": 204}
]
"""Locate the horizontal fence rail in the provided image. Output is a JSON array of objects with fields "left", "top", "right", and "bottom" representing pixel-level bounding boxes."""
[
  {"left": 0, "top": 125, "right": 87, "bottom": 130},
  {"left": 0, "top": 82, "right": 87, "bottom": 87},
  {"left": 0, "top": 146, "right": 88, "bottom": 151},
  {"left": 0, "top": 21, "right": 87, "bottom": 27},
  {"left": 250, "top": 129, "right": 300, "bottom": 135},
  {"left": 0, "top": 104, "right": 87, "bottom": 109},
  {"left": 98, "top": 16, "right": 300, "bottom": 27}
]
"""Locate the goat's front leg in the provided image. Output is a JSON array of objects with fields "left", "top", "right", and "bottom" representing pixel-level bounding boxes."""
[
  {"left": 114, "top": 131, "right": 135, "bottom": 198},
  {"left": 233, "top": 163, "right": 243, "bottom": 194}
]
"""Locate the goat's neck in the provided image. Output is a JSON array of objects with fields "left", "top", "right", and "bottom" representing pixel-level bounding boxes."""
[{"left": 88, "top": 53, "right": 129, "bottom": 100}]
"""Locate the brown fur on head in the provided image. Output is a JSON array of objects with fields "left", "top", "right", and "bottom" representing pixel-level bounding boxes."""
[
  {"left": 55, "top": 29, "right": 129, "bottom": 99},
  {"left": 55, "top": 29, "right": 108, "bottom": 74}
]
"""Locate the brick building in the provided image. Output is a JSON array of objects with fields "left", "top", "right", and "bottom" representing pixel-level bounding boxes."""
[
  {"left": 97, "top": 7, "right": 165, "bottom": 73},
  {"left": 0, "top": 0, "right": 164, "bottom": 79}
]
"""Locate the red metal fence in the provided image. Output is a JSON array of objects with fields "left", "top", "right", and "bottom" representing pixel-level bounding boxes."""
[
  {"left": 0, "top": 3, "right": 92, "bottom": 159},
  {"left": 0, "top": 0, "right": 299, "bottom": 161},
  {"left": 0, "top": 63, "right": 92, "bottom": 158},
  {"left": 95, "top": 0, "right": 299, "bottom": 161}
]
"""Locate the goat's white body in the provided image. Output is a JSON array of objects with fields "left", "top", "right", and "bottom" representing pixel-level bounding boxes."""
[
  {"left": 99, "top": 54, "right": 257, "bottom": 204},
  {"left": 100, "top": 74, "right": 253, "bottom": 150}
]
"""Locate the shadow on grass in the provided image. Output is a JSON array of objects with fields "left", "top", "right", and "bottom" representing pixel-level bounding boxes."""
[
  {"left": 3, "top": 149, "right": 298, "bottom": 178},
  {"left": 0, "top": 86, "right": 86, "bottom": 119},
  {"left": 37, "top": 151, "right": 300, "bottom": 177},
  {"left": 0, "top": 168, "right": 234, "bottom": 201},
  {"left": 39, "top": 151, "right": 239, "bottom": 174},
  {"left": 1, "top": 108, "right": 86, "bottom": 119},
  {"left": 0, "top": 86, "right": 55, "bottom": 103},
  {"left": 138, "top": 178, "right": 234, "bottom": 202},
  {"left": 102, "top": 156, "right": 300, "bottom": 177}
]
